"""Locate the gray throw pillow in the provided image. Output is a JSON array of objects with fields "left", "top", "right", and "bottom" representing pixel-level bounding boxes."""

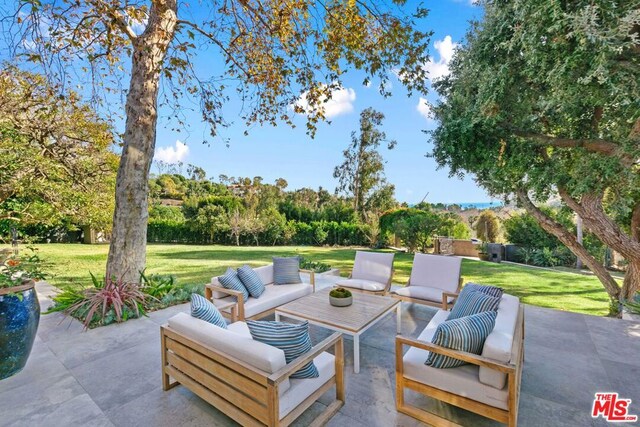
[{"left": 272, "top": 256, "right": 302, "bottom": 285}]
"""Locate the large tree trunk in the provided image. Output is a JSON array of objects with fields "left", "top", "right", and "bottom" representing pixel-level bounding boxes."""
[
  {"left": 558, "top": 189, "right": 640, "bottom": 301},
  {"left": 106, "top": 1, "right": 177, "bottom": 283},
  {"left": 516, "top": 190, "right": 621, "bottom": 302}
]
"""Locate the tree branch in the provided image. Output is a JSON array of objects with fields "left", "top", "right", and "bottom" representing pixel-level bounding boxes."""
[
  {"left": 511, "top": 130, "right": 635, "bottom": 166},
  {"left": 515, "top": 189, "right": 621, "bottom": 300},
  {"left": 557, "top": 188, "right": 640, "bottom": 260}
]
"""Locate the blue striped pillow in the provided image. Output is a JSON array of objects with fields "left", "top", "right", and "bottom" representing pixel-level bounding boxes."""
[
  {"left": 191, "top": 293, "right": 227, "bottom": 329},
  {"left": 246, "top": 320, "right": 319, "bottom": 379},
  {"left": 426, "top": 310, "right": 497, "bottom": 369},
  {"left": 462, "top": 283, "right": 504, "bottom": 299},
  {"left": 272, "top": 257, "right": 302, "bottom": 285},
  {"left": 218, "top": 268, "right": 249, "bottom": 301},
  {"left": 448, "top": 288, "right": 500, "bottom": 320},
  {"left": 237, "top": 265, "right": 265, "bottom": 298}
]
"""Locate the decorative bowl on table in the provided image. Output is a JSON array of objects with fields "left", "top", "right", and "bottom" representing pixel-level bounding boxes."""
[{"left": 329, "top": 287, "right": 353, "bottom": 307}]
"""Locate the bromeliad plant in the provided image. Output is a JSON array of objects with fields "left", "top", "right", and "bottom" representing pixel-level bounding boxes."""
[{"left": 64, "top": 274, "right": 148, "bottom": 329}]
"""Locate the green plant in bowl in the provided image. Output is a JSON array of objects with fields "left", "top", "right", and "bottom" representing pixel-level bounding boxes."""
[{"left": 330, "top": 287, "right": 352, "bottom": 298}]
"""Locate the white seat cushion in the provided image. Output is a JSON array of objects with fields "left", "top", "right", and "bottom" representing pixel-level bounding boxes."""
[
  {"left": 479, "top": 294, "right": 520, "bottom": 389},
  {"left": 403, "top": 325, "right": 508, "bottom": 410},
  {"left": 408, "top": 253, "right": 461, "bottom": 293},
  {"left": 351, "top": 251, "right": 394, "bottom": 284},
  {"left": 394, "top": 286, "right": 454, "bottom": 303},
  {"left": 279, "top": 351, "right": 335, "bottom": 419},
  {"left": 221, "top": 283, "right": 313, "bottom": 318},
  {"left": 336, "top": 278, "right": 386, "bottom": 292}
]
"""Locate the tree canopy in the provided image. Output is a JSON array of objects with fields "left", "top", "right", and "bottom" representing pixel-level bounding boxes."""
[
  {"left": 5, "top": 0, "right": 432, "bottom": 282},
  {"left": 0, "top": 67, "right": 117, "bottom": 234},
  {"left": 431, "top": 0, "right": 640, "bottom": 304}
]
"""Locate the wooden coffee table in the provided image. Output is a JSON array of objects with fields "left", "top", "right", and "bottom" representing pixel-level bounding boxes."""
[{"left": 275, "top": 287, "right": 401, "bottom": 373}]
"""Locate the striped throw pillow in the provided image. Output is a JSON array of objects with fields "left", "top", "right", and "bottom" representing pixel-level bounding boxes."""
[
  {"left": 237, "top": 265, "right": 265, "bottom": 298},
  {"left": 218, "top": 268, "right": 249, "bottom": 301},
  {"left": 190, "top": 293, "right": 227, "bottom": 329},
  {"left": 448, "top": 287, "right": 500, "bottom": 320},
  {"left": 462, "top": 283, "right": 504, "bottom": 299},
  {"left": 425, "top": 310, "right": 497, "bottom": 369},
  {"left": 246, "top": 320, "right": 319, "bottom": 379},
  {"left": 272, "top": 257, "right": 302, "bottom": 285}
]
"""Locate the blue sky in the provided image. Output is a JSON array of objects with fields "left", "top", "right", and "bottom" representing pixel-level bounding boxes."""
[
  {"left": 149, "top": 0, "right": 491, "bottom": 205},
  {"left": 3, "top": 0, "right": 491, "bottom": 204}
]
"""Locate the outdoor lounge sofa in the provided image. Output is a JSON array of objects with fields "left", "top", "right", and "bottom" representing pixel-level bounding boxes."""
[
  {"left": 393, "top": 253, "right": 463, "bottom": 309},
  {"left": 395, "top": 292, "right": 524, "bottom": 426},
  {"left": 161, "top": 313, "right": 345, "bottom": 427},
  {"left": 205, "top": 264, "right": 315, "bottom": 321},
  {"left": 335, "top": 251, "right": 395, "bottom": 295}
]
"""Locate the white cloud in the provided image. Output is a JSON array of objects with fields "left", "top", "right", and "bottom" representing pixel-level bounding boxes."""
[
  {"left": 155, "top": 140, "right": 189, "bottom": 163},
  {"left": 422, "top": 35, "right": 459, "bottom": 81},
  {"left": 294, "top": 86, "right": 356, "bottom": 118},
  {"left": 416, "top": 97, "right": 433, "bottom": 121}
]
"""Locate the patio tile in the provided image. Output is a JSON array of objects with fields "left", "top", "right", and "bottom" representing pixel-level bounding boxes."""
[
  {"left": 106, "top": 386, "right": 236, "bottom": 427},
  {"left": 0, "top": 373, "right": 88, "bottom": 425},
  {"left": 517, "top": 392, "right": 594, "bottom": 427},
  {"left": 37, "top": 311, "right": 85, "bottom": 342},
  {"left": 584, "top": 316, "right": 640, "bottom": 367},
  {"left": 146, "top": 302, "right": 190, "bottom": 325},
  {"left": 8, "top": 394, "right": 114, "bottom": 427},
  {"left": 0, "top": 336, "right": 69, "bottom": 393},
  {"left": 70, "top": 336, "right": 161, "bottom": 412},
  {"left": 45, "top": 316, "right": 159, "bottom": 369},
  {"left": 521, "top": 339, "right": 612, "bottom": 410},
  {"left": 600, "top": 359, "right": 640, "bottom": 402}
]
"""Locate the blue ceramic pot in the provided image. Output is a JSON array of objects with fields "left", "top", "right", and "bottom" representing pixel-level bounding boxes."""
[{"left": 0, "top": 281, "right": 40, "bottom": 380}]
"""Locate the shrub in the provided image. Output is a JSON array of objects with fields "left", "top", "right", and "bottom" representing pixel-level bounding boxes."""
[
  {"left": 299, "top": 257, "right": 331, "bottom": 273},
  {"left": 66, "top": 275, "right": 148, "bottom": 329}
]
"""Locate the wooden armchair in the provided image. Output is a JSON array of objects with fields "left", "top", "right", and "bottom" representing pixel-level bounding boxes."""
[
  {"left": 396, "top": 305, "right": 524, "bottom": 426},
  {"left": 162, "top": 318, "right": 345, "bottom": 427}
]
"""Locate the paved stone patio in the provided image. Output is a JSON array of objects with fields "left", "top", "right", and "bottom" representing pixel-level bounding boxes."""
[{"left": 1, "top": 279, "right": 639, "bottom": 427}]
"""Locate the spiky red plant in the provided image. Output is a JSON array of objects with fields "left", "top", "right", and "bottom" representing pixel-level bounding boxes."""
[{"left": 68, "top": 276, "right": 147, "bottom": 329}]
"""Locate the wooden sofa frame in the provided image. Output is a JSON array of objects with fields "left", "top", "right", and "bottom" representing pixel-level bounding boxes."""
[
  {"left": 204, "top": 269, "right": 316, "bottom": 322},
  {"left": 395, "top": 304, "right": 525, "bottom": 427},
  {"left": 393, "top": 276, "right": 464, "bottom": 310},
  {"left": 341, "top": 268, "right": 395, "bottom": 296},
  {"left": 161, "top": 325, "right": 344, "bottom": 427}
]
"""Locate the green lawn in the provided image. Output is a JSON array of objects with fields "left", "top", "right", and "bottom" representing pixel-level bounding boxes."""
[{"left": 34, "top": 243, "right": 614, "bottom": 316}]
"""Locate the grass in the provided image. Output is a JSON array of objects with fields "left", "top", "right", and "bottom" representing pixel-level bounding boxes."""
[{"left": 33, "top": 243, "right": 615, "bottom": 316}]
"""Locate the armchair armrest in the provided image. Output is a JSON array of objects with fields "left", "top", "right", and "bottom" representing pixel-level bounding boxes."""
[
  {"left": 204, "top": 284, "right": 245, "bottom": 321},
  {"left": 396, "top": 335, "right": 515, "bottom": 374},
  {"left": 441, "top": 291, "right": 459, "bottom": 310},
  {"left": 299, "top": 269, "right": 316, "bottom": 292},
  {"left": 268, "top": 332, "right": 343, "bottom": 386}
]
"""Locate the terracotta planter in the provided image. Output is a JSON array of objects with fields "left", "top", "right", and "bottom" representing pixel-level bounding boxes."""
[{"left": 0, "top": 280, "right": 40, "bottom": 380}]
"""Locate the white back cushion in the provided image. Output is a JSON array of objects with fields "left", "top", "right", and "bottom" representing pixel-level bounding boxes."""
[
  {"left": 351, "top": 251, "right": 394, "bottom": 284},
  {"left": 167, "top": 313, "right": 286, "bottom": 374},
  {"left": 409, "top": 253, "right": 461, "bottom": 292},
  {"left": 253, "top": 264, "right": 275, "bottom": 285},
  {"left": 479, "top": 294, "right": 520, "bottom": 389}
]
